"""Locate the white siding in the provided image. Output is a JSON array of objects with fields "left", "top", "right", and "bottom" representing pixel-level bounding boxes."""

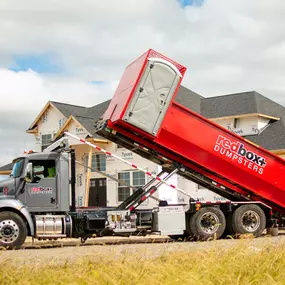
[
  {"left": 72, "top": 144, "right": 90, "bottom": 207},
  {"left": 158, "top": 174, "right": 197, "bottom": 204},
  {"left": 212, "top": 116, "right": 270, "bottom": 136},
  {"left": 258, "top": 117, "right": 271, "bottom": 130},
  {"left": 64, "top": 119, "right": 89, "bottom": 146},
  {"left": 33, "top": 106, "right": 66, "bottom": 152}
]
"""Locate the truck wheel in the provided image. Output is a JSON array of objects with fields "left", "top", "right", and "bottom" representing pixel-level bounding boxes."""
[
  {"left": 189, "top": 207, "right": 226, "bottom": 241},
  {"left": 232, "top": 204, "right": 266, "bottom": 237},
  {"left": 0, "top": 211, "right": 27, "bottom": 249}
]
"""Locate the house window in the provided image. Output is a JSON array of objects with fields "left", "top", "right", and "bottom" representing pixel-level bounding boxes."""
[
  {"left": 133, "top": 171, "right": 145, "bottom": 186},
  {"left": 41, "top": 134, "right": 52, "bottom": 151},
  {"left": 118, "top": 172, "right": 131, "bottom": 202},
  {"left": 58, "top": 119, "right": 65, "bottom": 129},
  {"left": 91, "top": 154, "right": 106, "bottom": 172},
  {"left": 117, "top": 171, "right": 146, "bottom": 202}
]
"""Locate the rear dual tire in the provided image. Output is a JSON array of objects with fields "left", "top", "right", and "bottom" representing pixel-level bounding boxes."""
[
  {"left": 187, "top": 204, "right": 266, "bottom": 241},
  {"left": 231, "top": 204, "right": 266, "bottom": 237},
  {"left": 189, "top": 207, "right": 226, "bottom": 241}
]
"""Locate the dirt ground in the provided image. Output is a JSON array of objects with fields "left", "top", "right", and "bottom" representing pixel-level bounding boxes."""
[{"left": 0, "top": 234, "right": 284, "bottom": 266}]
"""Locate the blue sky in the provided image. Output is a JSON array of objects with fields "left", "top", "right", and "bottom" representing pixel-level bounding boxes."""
[
  {"left": 179, "top": 0, "right": 204, "bottom": 7},
  {"left": 9, "top": 54, "right": 63, "bottom": 74}
]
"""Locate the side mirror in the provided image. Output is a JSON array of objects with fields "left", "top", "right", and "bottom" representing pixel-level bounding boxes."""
[{"left": 24, "top": 163, "right": 33, "bottom": 183}]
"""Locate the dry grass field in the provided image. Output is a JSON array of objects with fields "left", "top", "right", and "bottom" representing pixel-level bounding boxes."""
[{"left": 0, "top": 235, "right": 284, "bottom": 284}]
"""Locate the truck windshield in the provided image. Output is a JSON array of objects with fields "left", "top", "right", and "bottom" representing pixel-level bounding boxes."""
[{"left": 11, "top": 159, "right": 25, "bottom": 178}]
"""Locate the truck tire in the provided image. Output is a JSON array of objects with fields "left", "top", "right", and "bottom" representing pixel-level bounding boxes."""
[
  {"left": 232, "top": 204, "right": 266, "bottom": 237},
  {"left": 0, "top": 211, "right": 27, "bottom": 249},
  {"left": 189, "top": 207, "right": 226, "bottom": 241}
]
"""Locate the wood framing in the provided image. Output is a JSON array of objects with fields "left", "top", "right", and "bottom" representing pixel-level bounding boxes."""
[
  {"left": 0, "top": 170, "right": 11, "bottom": 175},
  {"left": 271, "top": 149, "right": 285, "bottom": 156},
  {"left": 87, "top": 137, "right": 110, "bottom": 144}
]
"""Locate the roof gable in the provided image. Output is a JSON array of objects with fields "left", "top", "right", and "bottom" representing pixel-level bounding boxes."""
[
  {"left": 54, "top": 115, "right": 91, "bottom": 140},
  {"left": 27, "top": 101, "right": 67, "bottom": 132}
]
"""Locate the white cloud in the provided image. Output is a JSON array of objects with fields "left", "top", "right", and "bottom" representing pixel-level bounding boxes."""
[
  {"left": 1, "top": 0, "right": 285, "bottom": 164},
  {"left": 0, "top": 69, "right": 115, "bottom": 165},
  {"left": 0, "top": 68, "right": 115, "bottom": 112}
]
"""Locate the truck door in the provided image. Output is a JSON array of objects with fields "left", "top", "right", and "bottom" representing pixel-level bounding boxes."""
[
  {"left": 123, "top": 58, "right": 182, "bottom": 136},
  {"left": 24, "top": 159, "right": 58, "bottom": 209}
]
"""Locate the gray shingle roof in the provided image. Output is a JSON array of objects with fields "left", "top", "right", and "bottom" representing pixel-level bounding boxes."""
[
  {"left": 244, "top": 119, "right": 285, "bottom": 150},
  {"left": 0, "top": 162, "right": 13, "bottom": 171},
  {"left": 255, "top": 92, "right": 285, "bottom": 118},
  {"left": 51, "top": 101, "right": 88, "bottom": 118},
  {"left": 85, "top": 100, "right": 111, "bottom": 121},
  {"left": 201, "top": 91, "right": 284, "bottom": 119},
  {"left": 75, "top": 116, "right": 105, "bottom": 139},
  {"left": 51, "top": 100, "right": 111, "bottom": 136},
  {"left": 201, "top": 91, "right": 258, "bottom": 118},
  {"left": 175, "top": 86, "right": 204, "bottom": 113}
]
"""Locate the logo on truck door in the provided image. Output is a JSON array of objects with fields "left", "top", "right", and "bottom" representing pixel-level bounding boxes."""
[
  {"left": 214, "top": 135, "right": 267, "bottom": 174},
  {"left": 29, "top": 187, "right": 53, "bottom": 194}
]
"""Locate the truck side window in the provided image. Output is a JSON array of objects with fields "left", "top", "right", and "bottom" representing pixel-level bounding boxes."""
[{"left": 29, "top": 160, "right": 56, "bottom": 181}]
